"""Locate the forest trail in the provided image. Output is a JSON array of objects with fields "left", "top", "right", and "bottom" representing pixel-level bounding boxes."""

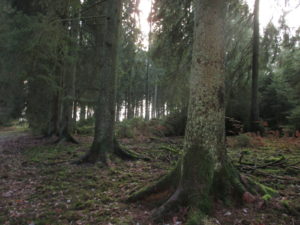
[
  {"left": 0, "top": 129, "right": 42, "bottom": 225},
  {"left": 0, "top": 129, "right": 28, "bottom": 151}
]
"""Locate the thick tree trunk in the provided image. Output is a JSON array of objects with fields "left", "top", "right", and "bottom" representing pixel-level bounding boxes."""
[
  {"left": 80, "top": 0, "right": 121, "bottom": 164},
  {"left": 128, "top": 1, "right": 250, "bottom": 223},
  {"left": 250, "top": 0, "right": 260, "bottom": 132},
  {"left": 170, "top": 0, "right": 227, "bottom": 215}
]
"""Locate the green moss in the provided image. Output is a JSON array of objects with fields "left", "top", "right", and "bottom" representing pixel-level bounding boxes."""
[
  {"left": 186, "top": 209, "right": 205, "bottom": 225},
  {"left": 262, "top": 194, "right": 272, "bottom": 201},
  {"left": 246, "top": 177, "right": 278, "bottom": 197},
  {"left": 256, "top": 182, "right": 278, "bottom": 197},
  {"left": 263, "top": 156, "right": 283, "bottom": 163}
]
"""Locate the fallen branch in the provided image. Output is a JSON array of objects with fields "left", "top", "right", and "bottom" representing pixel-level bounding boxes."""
[
  {"left": 159, "top": 145, "right": 182, "bottom": 155},
  {"left": 238, "top": 156, "right": 287, "bottom": 172},
  {"left": 252, "top": 170, "right": 300, "bottom": 182}
]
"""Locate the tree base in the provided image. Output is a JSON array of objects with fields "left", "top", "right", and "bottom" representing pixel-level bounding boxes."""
[
  {"left": 75, "top": 139, "right": 150, "bottom": 165},
  {"left": 127, "top": 160, "right": 275, "bottom": 224},
  {"left": 54, "top": 134, "right": 79, "bottom": 145}
]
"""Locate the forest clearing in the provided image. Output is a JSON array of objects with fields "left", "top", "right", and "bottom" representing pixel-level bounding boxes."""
[{"left": 1, "top": 0, "right": 300, "bottom": 224}]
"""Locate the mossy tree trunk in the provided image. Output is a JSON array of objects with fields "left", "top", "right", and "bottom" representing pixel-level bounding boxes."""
[
  {"left": 179, "top": 0, "right": 227, "bottom": 212},
  {"left": 128, "top": 0, "right": 247, "bottom": 223}
]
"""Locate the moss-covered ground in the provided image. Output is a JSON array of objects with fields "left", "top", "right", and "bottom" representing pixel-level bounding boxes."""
[{"left": 0, "top": 129, "right": 299, "bottom": 225}]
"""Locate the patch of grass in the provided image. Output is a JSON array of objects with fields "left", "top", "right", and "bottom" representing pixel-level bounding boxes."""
[{"left": 24, "top": 145, "right": 78, "bottom": 165}]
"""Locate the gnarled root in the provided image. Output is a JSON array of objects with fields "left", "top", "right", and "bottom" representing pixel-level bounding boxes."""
[
  {"left": 152, "top": 187, "right": 185, "bottom": 221},
  {"left": 114, "top": 139, "right": 150, "bottom": 161},
  {"left": 54, "top": 133, "right": 79, "bottom": 145},
  {"left": 127, "top": 161, "right": 181, "bottom": 202}
]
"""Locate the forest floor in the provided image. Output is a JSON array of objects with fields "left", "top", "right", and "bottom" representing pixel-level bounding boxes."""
[{"left": 0, "top": 127, "right": 300, "bottom": 225}]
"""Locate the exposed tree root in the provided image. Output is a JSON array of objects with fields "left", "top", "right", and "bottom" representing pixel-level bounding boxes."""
[
  {"left": 75, "top": 138, "right": 150, "bottom": 165},
  {"left": 127, "top": 160, "right": 280, "bottom": 224},
  {"left": 54, "top": 133, "right": 79, "bottom": 145},
  {"left": 127, "top": 161, "right": 181, "bottom": 202},
  {"left": 113, "top": 139, "right": 150, "bottom": 161},
  {"left": 152, "top": 187, "right": 184, "bottom": 221}
]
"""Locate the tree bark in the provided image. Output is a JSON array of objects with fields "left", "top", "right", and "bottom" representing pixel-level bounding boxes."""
[
  {"left": 57, "top": 2, "right": 80, "bottom": 144},
  {"left": 80, "top": 0, "right": 121, "bottom": 164},
  {"left": 128, "top": 1, "right": 249, "bottom": 223},
  {"left": 145, "top": 0, "right": 153, "bottom": 121},
  {"left": 250, "top": 0, "right": 260, "bottom": 132},
  {"left": 79, "top": 102, "right": 86, "bottom": 121}
]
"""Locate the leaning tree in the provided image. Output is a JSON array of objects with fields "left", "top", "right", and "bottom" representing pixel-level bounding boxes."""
[{"left": 128, "top": 0, "right": 263, "bottom": 224}]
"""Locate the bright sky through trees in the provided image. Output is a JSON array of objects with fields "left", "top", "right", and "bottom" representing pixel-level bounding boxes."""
[{"left": 138, "top": 0, "right": 300, "bottom": 47}]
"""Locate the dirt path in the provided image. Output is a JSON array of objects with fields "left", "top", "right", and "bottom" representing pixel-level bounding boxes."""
[
  {"left": 0, "top": 130, "right": 27, "bottom": 149},
  {"left": 0, "top": 130, "right": 43, "bottom": 225}
]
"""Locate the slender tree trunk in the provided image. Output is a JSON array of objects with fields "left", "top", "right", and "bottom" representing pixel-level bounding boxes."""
[
  {"left": 152, "top": 80, "right": 158, "bottom": 118},
  {"left": 73, "top": 99, "right": 77, "bottom": 123},
  {"left": 145, "top": 64, "right": 150, "bottom": 120},
  {"left": 140, "top": 100, "right": 144, "bottom": 118},
  {"left": 80, "top": 103, "right": 86, "bottom": 121},
  {"left": 250, "top": 0, "right": 260, "bottom": 132},
  {"left": 145, "top": 0, "right": 153, "bottom": 121},
  {"left": 116, "top": 101, "right": 121, "bottom": 122},
  {"left": 57, "top": 2, "right": 80, "bottom": 143},
  {"left": 134, "top": 99, "right": 139, "bottom": 117}
]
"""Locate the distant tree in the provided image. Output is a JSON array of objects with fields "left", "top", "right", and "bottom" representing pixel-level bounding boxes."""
[{"left": 250, "top": 0, "right": 260, "bottom": 131}]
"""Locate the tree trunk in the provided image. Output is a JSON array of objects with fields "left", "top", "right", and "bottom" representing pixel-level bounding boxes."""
[
  {"left": 145, "top": 64, "right": 150, "bottom": 121},
  {"left": 116, "top": 101, "right": 121, "bottom": 122},
  {"left": 145, "top": 0, "right": 153, "bottom": 121},
  {"left": 128, "top": 1, "right": 250, "bottom": 223},
  {"left": 250, "top": 0, "right": 260, "bottom": 132},
  {"left": 179, "top": 0, "right": 227, "bottom": 198},
  {"left": 127, "top": 67, "right": 134, "bottom": 119},
  {"left": 140, "top": 99, "right": 144, "bottom": 118},
  {"left": 152, "top": 81, "right": 158, "bottom": 118},
  {"left": 79, "top": 103, "right": 86, "bottom": 121},
  {"left": 57, "top": 2, "right": 80, "bottom": 144},
  {"left": 81, "top": 0, "right": 121, "bottom": 164},
  {"left": 73, "top": 99, "right": 77, "bottom": 124}
]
